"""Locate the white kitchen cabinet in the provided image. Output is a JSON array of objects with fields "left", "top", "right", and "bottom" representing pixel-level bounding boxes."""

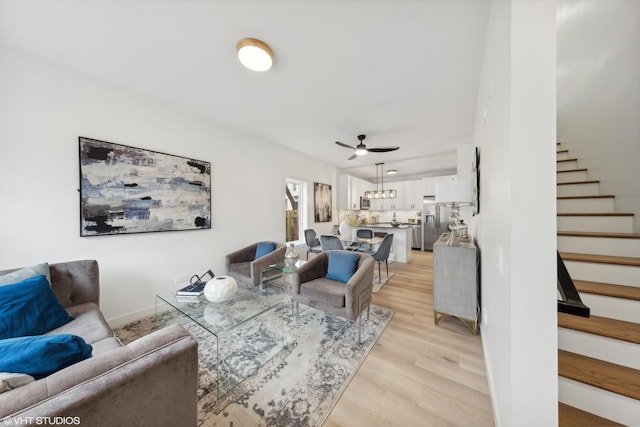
[{"left": 403, "top": 179, "right": 424, "bottom": 210}]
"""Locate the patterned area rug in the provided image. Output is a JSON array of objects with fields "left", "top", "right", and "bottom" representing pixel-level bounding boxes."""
[{"left": 115, "top": 302, "right": 393, "bottom": 426}]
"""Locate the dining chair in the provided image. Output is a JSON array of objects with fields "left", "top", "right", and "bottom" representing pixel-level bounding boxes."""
[
  {"left": 320, "top": 235, "right": 344, "bottom": 251},
  {"left": 304, "top": 229, "right": 323, "bottom": 258},
  {"left": 363, "top": 233, "right": 394, "bottom": 283},
  {"left": 352, "top": 228, "right": 374, "bottom": 252}
]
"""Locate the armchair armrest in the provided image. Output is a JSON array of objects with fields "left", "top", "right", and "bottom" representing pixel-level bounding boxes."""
[
  {"left": 225, "top": 244, "right": 258, "bottom": 270},
  {"left": 344, "top": 255, "right": 374, "bottom": 319}
]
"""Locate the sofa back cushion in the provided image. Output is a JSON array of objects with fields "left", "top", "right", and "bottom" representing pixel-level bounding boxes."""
[
  {"left": 326, "top": 251, "right": 359, "bottom": 284},
  {"left": 255, "top": 241, "right": 276, "bottom": 259},
  {"left": 0, "top": 334, "right": 92, "bottom": 379},
  {"left": 0, "top": 263, "right": 50, "bottom": 287},
  {"left": 0, "top": 275, "right": 74, "bottom": 339}
]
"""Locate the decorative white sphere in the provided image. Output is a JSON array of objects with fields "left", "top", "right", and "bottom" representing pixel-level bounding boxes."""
[{"left": 203, "top": 276, "right": 237, "bottom": 302}]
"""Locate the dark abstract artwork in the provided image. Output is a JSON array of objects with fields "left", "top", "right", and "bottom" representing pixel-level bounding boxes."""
[
  {"left": 314, "top": 182, "right": 332, "bottom": 223},
  {"left": 79, "top": 137, "right": 211, "bottom": 236}
]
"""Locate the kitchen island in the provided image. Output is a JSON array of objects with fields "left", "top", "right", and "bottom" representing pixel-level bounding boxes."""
[{"left": 355, "top": 224, "right": 412, "bottom": 263}]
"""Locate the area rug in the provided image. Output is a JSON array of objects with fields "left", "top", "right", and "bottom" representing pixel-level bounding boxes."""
[
  {"left": 372, "top": 271, "right": 394, "bottom": 293},
  {"left": 115, "top": 302, "right": 393, "bottom": 426}
]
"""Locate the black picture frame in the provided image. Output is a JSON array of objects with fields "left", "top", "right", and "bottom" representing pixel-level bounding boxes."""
[{"left": 79, "top": 137, "right": 211, "bottom": 236}]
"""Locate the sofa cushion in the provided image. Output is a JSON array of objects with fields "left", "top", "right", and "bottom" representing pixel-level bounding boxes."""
[
  {"left": 326, "top": 251, "right": 359, "bottom": 284},
  {"left": 0, "top": 275, "right": 74, "bottom": 339},
  {"left": 0, "top": 372, "right": 34, "bottom": 394},
  {"left": 0, "top": 262, "right": 50, "bottom": 287},
  {"left": 49, "top": 302, "right": 114, "bottom": 345},
  {"left": 255, "top": 241, "right": 276, "bottom": 259},
  {"left": 0, "top": 334, "right": 92, "bottom": 379}
]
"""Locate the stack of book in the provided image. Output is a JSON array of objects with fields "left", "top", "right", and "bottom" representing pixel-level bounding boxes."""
[{"left": 175, "top": 281, "right": 205, "bottom": 302}]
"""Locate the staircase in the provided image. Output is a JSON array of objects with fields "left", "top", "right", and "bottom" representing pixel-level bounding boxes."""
[{"left": 556, "top": 144, "right": 640, "bottom": 426}]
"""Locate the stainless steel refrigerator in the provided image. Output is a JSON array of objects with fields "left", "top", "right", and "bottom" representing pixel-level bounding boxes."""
[{"left": 422, "top": 196, "right": 450, "bottom": 251}]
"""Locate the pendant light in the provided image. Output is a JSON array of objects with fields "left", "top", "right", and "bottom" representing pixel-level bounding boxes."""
[{"left": 364, "top": 163, "right": 397, "bottom": 199}]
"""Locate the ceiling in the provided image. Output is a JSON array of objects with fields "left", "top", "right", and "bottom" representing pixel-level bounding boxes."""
[{"left": 0, "top": 0, "right": 490, "bottom": 182}]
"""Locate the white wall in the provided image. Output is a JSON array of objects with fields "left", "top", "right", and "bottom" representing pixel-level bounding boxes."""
[
  {"left": 0, "top": 44, "right": 337, "bottom": 325},
  {"left": 557, "top": 0, "right": 640, "bottom": 231},
  {"left": 473, "top": 1, "right": 557, "bottom": 426}
]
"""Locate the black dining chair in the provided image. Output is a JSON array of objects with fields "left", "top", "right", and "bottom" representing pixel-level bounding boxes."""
[
  {"left": 320, "top": 235, "right": 344, "bottom": 251},
  {"left": 363, "top": 234, "right": 394, "bottom": 283},
  {"left": 304, "top": 229, "right": 323, "bottom": 258}
]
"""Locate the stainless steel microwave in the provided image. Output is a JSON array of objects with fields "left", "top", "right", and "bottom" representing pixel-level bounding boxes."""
[{"left": 360, "top": 197, "right": 370, "bottom": 210}]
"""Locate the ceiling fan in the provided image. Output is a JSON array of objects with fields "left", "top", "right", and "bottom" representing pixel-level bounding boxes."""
[{"left": 335, "top": 134, "right": 399, "bottom": 160}]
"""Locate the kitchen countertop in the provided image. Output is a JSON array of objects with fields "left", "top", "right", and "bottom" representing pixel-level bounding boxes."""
[{"left": 360, "top": 223, "right": 419, "bottom": 229}]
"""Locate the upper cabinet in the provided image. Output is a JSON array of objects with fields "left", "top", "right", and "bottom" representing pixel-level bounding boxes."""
[
  {"left": 403, "top": 179, "right": 424, "bottom": 210},
  {"left": 340, "top": 174, "right": 456, "bottom": 211},
  {"left": 338, "top": 175, "right": 372, "bottom": 210}
]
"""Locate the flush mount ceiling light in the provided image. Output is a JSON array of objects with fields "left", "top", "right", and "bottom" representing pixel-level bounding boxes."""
[
  {"left": 236, "top": 38, "right": 274, "bottom": 72},
  {"left": 386, "top": 169, "right": 398, "bottom": 175}
]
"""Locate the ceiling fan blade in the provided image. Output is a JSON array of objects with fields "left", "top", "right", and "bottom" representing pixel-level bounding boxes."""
[
  {"left": 367, "top": 146, "right": 400, "bottom": 153},
  {"left": 347, "top": 153, "right": 358, "bottom": 160},
  {"left": 335, "top": 141, "right": 356, "bottom": 150}
]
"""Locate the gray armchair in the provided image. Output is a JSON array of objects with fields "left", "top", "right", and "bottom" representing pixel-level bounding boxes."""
[
  {"left": 290, "top": 250, "right": 374, "bottom": 343},
  {"left": 225, "top": 241, "right": 286, "bottom": 287}
]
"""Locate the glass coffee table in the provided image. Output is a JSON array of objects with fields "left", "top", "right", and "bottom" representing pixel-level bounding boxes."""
[
  {"left": 261, "top": 260, "right": 306, "bottom": 305},
  {"left": 155, "top": 285, "right": 290, "bottom": 397}
]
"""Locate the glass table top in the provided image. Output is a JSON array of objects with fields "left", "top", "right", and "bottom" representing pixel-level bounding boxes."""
[{"left": 156, "top": 285, "right": 288, "bottom": 337}]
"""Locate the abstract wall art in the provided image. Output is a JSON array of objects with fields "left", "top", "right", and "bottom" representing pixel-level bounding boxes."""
[
  {"left": 313, "top": 182, "right": 332, "bottom": 223},
  {"left": 79, "top": 137, "right": 211, "bottom": 236}
]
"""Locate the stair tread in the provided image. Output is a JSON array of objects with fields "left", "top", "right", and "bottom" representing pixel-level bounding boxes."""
[
  {"left": 558, "top": 350, "right": 640, "bottom": 400},
  {"left": 558, "top": 312, "right": 640, "bottom": 344},
  {"left": 557, "top": 158, "right": 579, "bottom": 162},
  {"left": 557, "top": 180, "right": 600, "bottom": 186},
  {"left": 558, "top": 168, "right": 588, "bottom": 173},
  {"left": 557, "top": 195, "right": 614, "bottom": 200},
  {"left": 558, "top": 403, "right": 622, "bottom": 427},
  {"left": 574, "top": 279, "right": 640, "bottom": 301},
  {"left": 560, "top": 252, "right": 640, "bottom": 267},
  {"left": 557, "top": 212, "right": 634, "bottom": 217},
  {"left": 558, "top": 231, "right": 640, "bottom": 239}
]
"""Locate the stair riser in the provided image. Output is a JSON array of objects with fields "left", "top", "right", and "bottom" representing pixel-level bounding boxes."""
[
  {"left": 558, "top": 328, "right": 640, "bottom": 370},
  {"left": 557, "top": 170, "right": 588, "bottom": 183},
  {"left": 565, "top": 260, "right": 640, "bottom": 287},
  {"left": 558, "top": 235, "right": 640, "bottom": 257},
  {"left": 557, "top": 160, "right": 579, "bottom": 171},
  {"left": 579, "top": 293, "right": 640, "bottom": 323},
  {"left": 557, "top": 198, "right": 615, "bottom": 213},
  {"left": 557, "top": 183, "right": 600, "bottom": 197},
  {"left": 557, "top": 151, "right": 570, "bottom": 161},
  {"left": 557, "top": 216, "right": 634, "bottom": 233},
  {"left": 558, "top": 377, "right": 640, "bottom": 426}
]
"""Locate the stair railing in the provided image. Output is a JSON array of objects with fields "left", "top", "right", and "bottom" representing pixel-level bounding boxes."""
[{"left": 557, "top": 251, "right": 590, "bottom": 317}]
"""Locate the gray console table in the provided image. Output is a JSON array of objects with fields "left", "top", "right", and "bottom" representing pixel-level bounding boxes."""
[{"left": 433, "top": 233, "right": 479, "bottom": 335}]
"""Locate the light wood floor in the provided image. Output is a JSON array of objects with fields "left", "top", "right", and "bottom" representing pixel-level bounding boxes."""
[{"left": 324, "top": 249, "right": 495, "bottom": 427}]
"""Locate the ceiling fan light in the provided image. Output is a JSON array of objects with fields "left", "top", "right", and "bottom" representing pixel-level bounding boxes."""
[
  {"left": 236, "top": 38, "right": 274, "bottom": 72},
  {"left": 355, "top": 144, "right": 368, "bottom": 156}
]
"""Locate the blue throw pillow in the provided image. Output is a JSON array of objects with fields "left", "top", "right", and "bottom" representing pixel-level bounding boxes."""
[
  {"left": 0, "top": 334, "right": 92, "bottom": 379},
  {"left": 326, "top": 251, "right": 359, "bottom": 284},
  {"left": 255, "top": 242, "right": 276, "bottom": 259},
  {"left": 0, "top": 275, "right": 74, "bottom": 340}
]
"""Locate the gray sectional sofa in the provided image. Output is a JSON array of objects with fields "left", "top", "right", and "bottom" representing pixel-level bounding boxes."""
[{"left": 0, "top": 260, "right": 198, "bottom": 426}]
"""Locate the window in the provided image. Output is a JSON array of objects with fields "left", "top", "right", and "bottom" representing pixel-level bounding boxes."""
[{"left": 285, "top": 179, "right": 306, "bottom": 243}]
